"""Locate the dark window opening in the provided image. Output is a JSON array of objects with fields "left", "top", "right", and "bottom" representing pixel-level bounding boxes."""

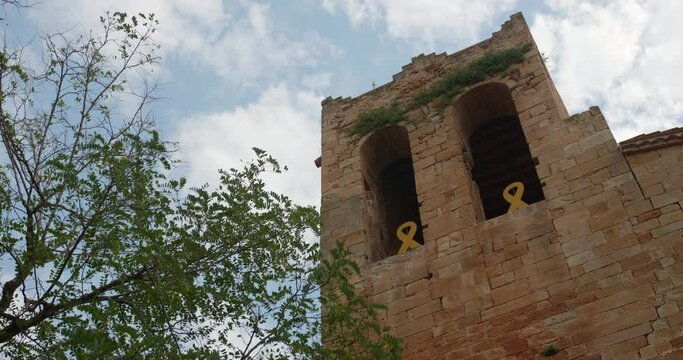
[
  {"left": 379, "top": 157, "right": 424, "bottom": 254},
  {"left": 469, "top": 116, "right": 544, "bottom": 219},
  {"left": 453, "top": 83, "right": 545, "bottom": 220},
  {"left": 361, "top": 126, "right": 423, "bottom": 262}
]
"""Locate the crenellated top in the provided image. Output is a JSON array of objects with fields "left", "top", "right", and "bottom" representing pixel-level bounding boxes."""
[{"left": 321, "top": 13, "right": 533, "bottom": 113}]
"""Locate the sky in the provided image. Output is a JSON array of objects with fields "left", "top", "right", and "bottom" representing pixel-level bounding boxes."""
[{"left": 3, "top": 0, "right": 682, "bottom": 209}]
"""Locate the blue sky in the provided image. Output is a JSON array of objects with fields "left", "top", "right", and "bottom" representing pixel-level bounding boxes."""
[{"left": 3, "top": 0, "right": 682, "bottom": 208}]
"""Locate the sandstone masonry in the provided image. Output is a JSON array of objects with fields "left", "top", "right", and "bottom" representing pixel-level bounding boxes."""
[{"left": 320, "top": 13, "right": 683, "bottom": 359}]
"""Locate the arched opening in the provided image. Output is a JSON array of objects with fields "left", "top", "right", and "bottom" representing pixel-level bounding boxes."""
[
  {"left": 361, "top": 126, "right": 423, "bottom": 262},
  {"left": 454, "top": 83, "right": 544, "bottom": 220}
]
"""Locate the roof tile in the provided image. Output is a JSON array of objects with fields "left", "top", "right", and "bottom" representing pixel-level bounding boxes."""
[{"left": 619, "top": 127, "right": 683, "bottom": 155}]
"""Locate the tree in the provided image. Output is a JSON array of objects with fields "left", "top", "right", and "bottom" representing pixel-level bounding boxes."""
[{"left": 0, "top": 9, "right": 400, "bottom": 359}]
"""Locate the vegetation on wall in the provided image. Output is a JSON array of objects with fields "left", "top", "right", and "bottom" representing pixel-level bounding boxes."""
[
  {"left": 348, "top": 43, "right": 532, "bottom": 138},
  {"left": 410, "top": 43, "right": 532, "bottom": 109},
  {"left": 541, "top": 345, "right": 559, "bottom": 357},
  {"left": 348, "top": 103, "right": 407, "bottom": 137}
]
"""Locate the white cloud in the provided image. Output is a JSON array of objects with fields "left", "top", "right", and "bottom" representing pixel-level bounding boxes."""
[
  {"left": 532, "top": 0, "right": 683, "bottom": 140},
  {"left": 175, "top": 84, "right": 322, "bottom": 207},
  {"left": 24, "top": 0, "right": 338, "bottom": 87},
  {"left": 301, "top": 72, "right": 332, "bottom": 90},
  {"left": 322, "top": 0, "right": 517, "bottom": 48}
]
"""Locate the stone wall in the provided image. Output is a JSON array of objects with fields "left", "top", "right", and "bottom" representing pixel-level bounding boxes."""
[{"left": 320, "top": 12, "right": 683, "bottom": 360}]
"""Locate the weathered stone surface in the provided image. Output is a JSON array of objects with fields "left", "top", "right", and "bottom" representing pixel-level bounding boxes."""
[{"left": 320, "top": 11, "right": 683, "bottom": 360}]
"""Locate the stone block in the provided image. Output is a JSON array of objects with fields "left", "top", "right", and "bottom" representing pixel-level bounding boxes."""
[
  {"left": 652, "top": 189, "right": 683, "bottom": 209},
  {"left": 481, "top": 291, "right": 549, "bottom": 321},
  {"left": 583, "top": 244, "right": 643, "bottom": 273},
  {"left": 572, "top": 302, "right": 657, "bottom": 344},
  {"left": 584, "top": 322, "right": 651, "bottom": 352},
  {"left": 406, "top": 278, "right": 429, "bottom": 296},
  {"left": 657, "top": 301, "right": 679, "bottom": 318},
  {"left": 544, "top": 310, "right": 578, "bottom": 327},
  {"left": 529, "top": 265, "right": 571, "bottom": 289},
  {"left": 567, "top": 250, "right": 597, "bottom": 268},
  {"left": 537, "top": 253, "right": 567, "bottom": 272},
  {"left": 388, "top": 291, "right": 430, "bottom": 317},
  {"left": 491, "top": 280, "right": 531, "bottom": 305},
  {"left": 625, "top": 198, "right": 654, "bottom": 218},
  {"left": 522, "top": 243, "right": 563, "bottom": 265},
  {"left": 562, "top": 233, "right": 605, "bottom": 256},
  {"left": 490, "top": 272, "right": 515, "bottom": 289},
  {"left": 504, "top": 243, "right": 528, "bottom": 259},
  {"left": 398, "top": 314, "right": 434, "bottom": 338},
  {"left": 651, "top": 220, "right": 683, "bottom": 238},
  {"left": 408, "top": 298, "right": 442, "bottom": 320},
  {"left": 600, "top": 336, "right": 648, "bottom": 359},
  {"left": 587, "top": 200, "right": 628, "bottom": 232},
  {"left": 576, "top": 284, "right": 654, "bottom": 317}
]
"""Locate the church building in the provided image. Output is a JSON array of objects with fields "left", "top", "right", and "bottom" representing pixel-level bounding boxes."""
[{"left": 319, "top": 13, "right": 683, "bottom": 359}]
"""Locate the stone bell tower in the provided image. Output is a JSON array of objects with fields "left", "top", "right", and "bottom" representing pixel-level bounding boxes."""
[{"left": 319, "top": 12, "right": 683, "bottom": 359}]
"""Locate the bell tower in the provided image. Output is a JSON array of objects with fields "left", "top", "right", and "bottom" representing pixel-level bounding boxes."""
[{"left": 320, "top": 12, "right": 683, "bottom": 359}]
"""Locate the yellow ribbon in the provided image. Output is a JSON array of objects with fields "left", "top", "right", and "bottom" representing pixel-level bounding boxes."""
[
  {"left": 503, "top": 182, "right": 528, "bottom": 213},
  {"left": 397, "top": 221, "right": 421, "bottom": 254}
]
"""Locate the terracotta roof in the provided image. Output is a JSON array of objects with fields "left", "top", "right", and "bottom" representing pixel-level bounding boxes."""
[{"left": 619, "top": 127, "right": 683, "bottom": 155}]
